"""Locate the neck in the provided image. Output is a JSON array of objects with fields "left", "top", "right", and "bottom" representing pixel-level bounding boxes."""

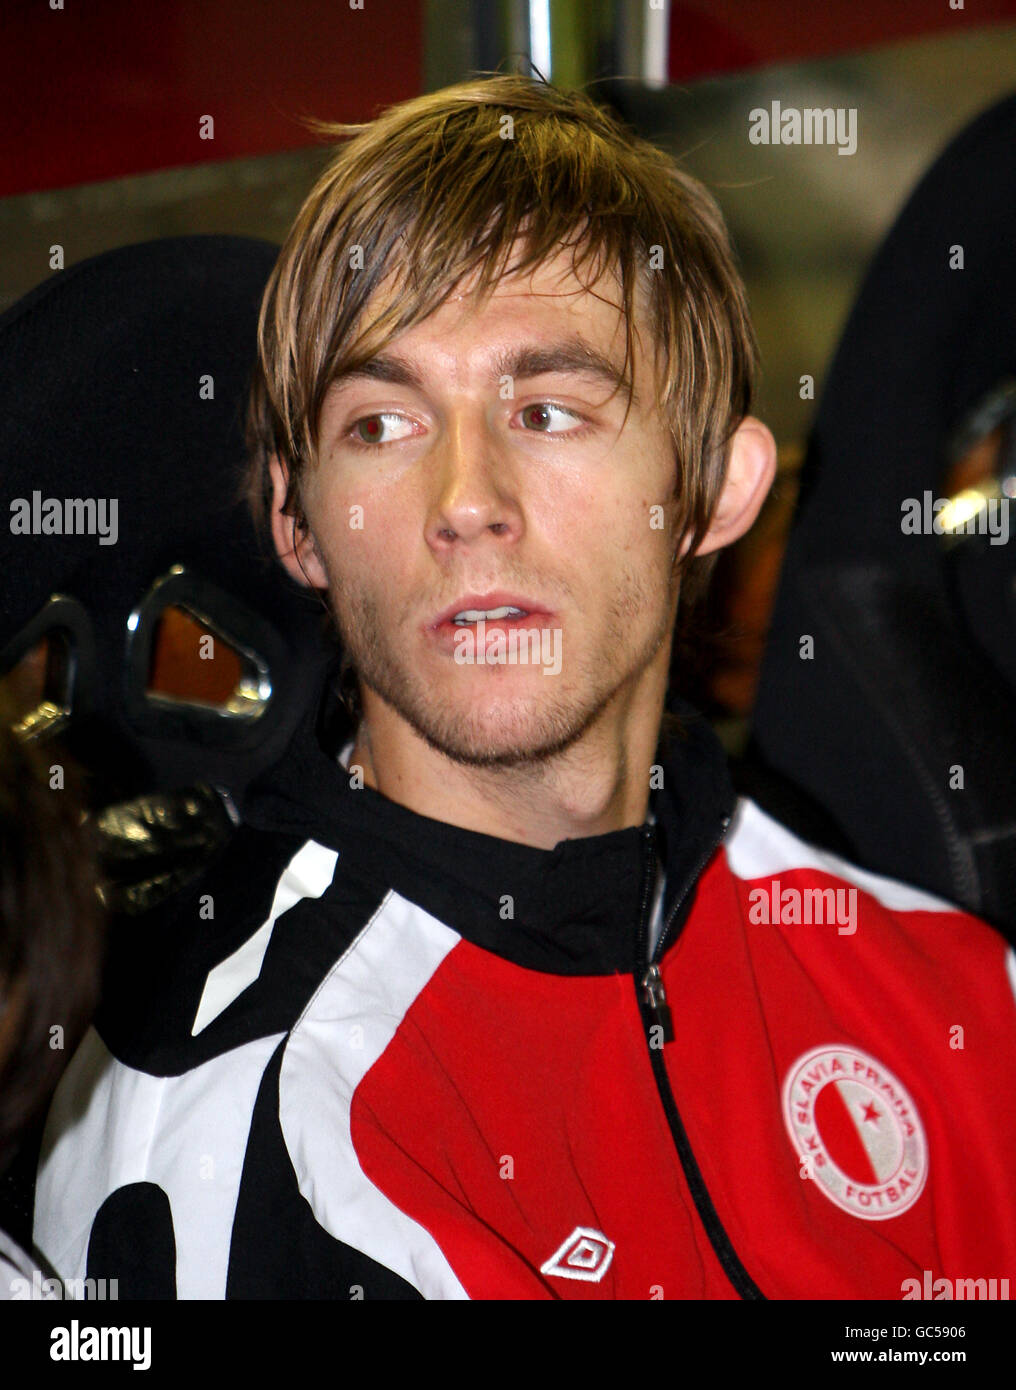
[{"left": 346, "top": 659, "right": 670, "bottom": 851}]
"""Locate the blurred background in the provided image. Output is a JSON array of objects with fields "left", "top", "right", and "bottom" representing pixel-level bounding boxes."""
[{"left": 3, "top": 0, "right": 1016, "bottom": 749}]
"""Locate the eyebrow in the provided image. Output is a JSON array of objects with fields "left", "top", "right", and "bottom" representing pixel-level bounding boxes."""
[{"left": 328, "top": 337, "right": 638, "bottom": 406}]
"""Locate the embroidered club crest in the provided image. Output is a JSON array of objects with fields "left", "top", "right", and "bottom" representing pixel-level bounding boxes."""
[{"left": 782, "top": 1044, "right": 928, "bottom": 1221}]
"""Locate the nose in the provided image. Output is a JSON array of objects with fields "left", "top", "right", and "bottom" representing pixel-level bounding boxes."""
[{"left": 425, "top": 412, "right": 524, "bottom": 553}]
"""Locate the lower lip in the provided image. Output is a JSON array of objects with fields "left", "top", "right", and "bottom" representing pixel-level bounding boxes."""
[{"left": 427, "top": 611, "right": 556, "bottom": 657}]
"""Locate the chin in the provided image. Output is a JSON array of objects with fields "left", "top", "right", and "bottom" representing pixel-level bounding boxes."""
[
  {"left": 396, "top": 678, "right": 597, "bottom": 769},
  {"left": 434, "top": 691, "right": 587, "bottom": 767}
]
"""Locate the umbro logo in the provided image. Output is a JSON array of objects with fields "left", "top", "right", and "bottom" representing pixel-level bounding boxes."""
[{"left": 540, "top": 1227, "right": 615, "bottom": 1283}]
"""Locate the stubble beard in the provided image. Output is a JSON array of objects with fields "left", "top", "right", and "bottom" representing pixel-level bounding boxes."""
[{"left": 323, "top": 561, "right": 678, "bottom": 771}]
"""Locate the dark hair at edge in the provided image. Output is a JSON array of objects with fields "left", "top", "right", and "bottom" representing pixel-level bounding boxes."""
[{"left": 0, "top": 711, "right": 105, "bottom": 1174}]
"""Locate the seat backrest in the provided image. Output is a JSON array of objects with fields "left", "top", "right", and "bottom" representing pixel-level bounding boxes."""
[
  {"left": 749, "top": 93, "right": 1016, "bottom": 938},
  {"left": 0, "top": 236, "right": 333, "bottom": 810}
]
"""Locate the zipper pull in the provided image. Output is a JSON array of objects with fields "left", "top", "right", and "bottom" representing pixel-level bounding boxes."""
[{"left": 642, "top": 963, "right": 675, "bottom": 1044}]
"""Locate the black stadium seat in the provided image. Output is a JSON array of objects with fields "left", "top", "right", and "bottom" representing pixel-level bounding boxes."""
[
  {"left": 746, "top": 93, "right": 1016, "bottom": 943},
  {"left": 0, "top": 236, "right": 334, "bottom": 905}
]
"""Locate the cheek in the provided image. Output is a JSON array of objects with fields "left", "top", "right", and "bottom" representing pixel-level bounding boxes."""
[
  {"left": 308, "top": 479, "right": 401, "bottom": 580},
  {"left": 529, "top": 467, "right": 675, "bottom": 606},
  {"left": 568, "top": 490, "right": 675, "bottom": 569}
]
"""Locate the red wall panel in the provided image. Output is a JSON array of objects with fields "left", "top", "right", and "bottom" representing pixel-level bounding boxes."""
[
  {"left": 0, "top": 0, "right": 422, "bottom": 196},
  {"left": 668, "top": 0, "right": 1016, "bottom": 81}
]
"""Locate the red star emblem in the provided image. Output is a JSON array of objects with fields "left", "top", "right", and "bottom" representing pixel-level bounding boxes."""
[{"left": 861, "top": 1101, "right": 881, "bottom": 1124}]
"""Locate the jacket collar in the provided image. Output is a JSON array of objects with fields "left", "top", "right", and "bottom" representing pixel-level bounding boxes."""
[{"left": 240, "top": 671, "right": 735, "bottom": 976}]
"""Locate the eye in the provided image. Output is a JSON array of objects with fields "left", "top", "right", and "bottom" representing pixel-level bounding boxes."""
[
  {"left": 518, "top": 403, "right": 585, "bottom": 434},
  {"left": 349, "top": 412, "right": 416, "bottom": 447}
]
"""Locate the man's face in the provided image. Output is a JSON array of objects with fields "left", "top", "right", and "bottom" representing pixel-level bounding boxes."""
[{"left": 296, "top": 245, "right": 683, "bottom": 767}]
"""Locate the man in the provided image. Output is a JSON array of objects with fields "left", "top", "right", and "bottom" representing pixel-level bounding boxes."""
[{"left": 32, "top": 74, "right": 1016, "bottom": 1299}]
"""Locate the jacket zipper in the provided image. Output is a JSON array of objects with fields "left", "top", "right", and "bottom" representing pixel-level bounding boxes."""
[{"left": 635, "top": 816, "right": 766, "bottom": 1300}]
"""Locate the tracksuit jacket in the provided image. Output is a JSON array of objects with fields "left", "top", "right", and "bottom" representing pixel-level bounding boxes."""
[{"left": 31, "top": 692, "right": 1016, "bottom": 1299}]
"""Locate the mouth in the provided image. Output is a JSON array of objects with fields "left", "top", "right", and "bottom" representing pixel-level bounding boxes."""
[
  {"left": 426, "top": 591, "right": 556, "bottom": 655},
  {"left": 429, "top": 592, "right": 550, "bottom": 629}
]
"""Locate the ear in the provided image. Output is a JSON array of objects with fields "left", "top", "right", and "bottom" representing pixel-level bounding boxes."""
[
  {"left": 268, "top": 455, "right": 329, "bottom": 589},
  {"left": 683, "top": 416, "right": 777, "bottom": 559}
]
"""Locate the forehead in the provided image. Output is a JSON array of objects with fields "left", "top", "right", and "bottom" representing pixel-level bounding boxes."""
[{"left": 350, "top": 240, "right": 655, "bottom": 384}]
